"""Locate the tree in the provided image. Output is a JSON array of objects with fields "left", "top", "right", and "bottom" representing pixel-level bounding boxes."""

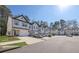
[
  {"left": 66, "top": 20, "right": 79, "bottom": 35},
  {"left": 59, "top": 19, "right": 67, "bottom": 35},
  {"left": 0, "top": 18, "right": 6, "bottom": 35},
  {"left": 72, "top": 20, "right": 78, "bottom": 29},
  {"left": 43, "top": 21, "right": 48, "bottom": 27},
  {"left": 40, "top": 20, "right": 44, "bottom": 25},
  {"left": 53, "top": 21, "right": 60, "bottom": 30},
  {"left": 72, "top": 20, "right": 78, "bottom": 35},
  {"left": 66, "top": 20, "right": 78, "bottom": 29},
  {"left": 50, "top": 22, "right": 53, "bottom": 29},
  {"left": 0, "top": 5, "right": 11, "bottom": 35},
  {"left": 60, "top": 19, "right": 66, "bottom": 29},
  {"left": 50, "top": 22, "right": 53, "bottom": 35}
]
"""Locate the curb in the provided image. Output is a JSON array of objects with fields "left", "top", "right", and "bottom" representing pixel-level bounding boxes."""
[{"left": 0, "top": 46, "right": 20, "bottom": 53}]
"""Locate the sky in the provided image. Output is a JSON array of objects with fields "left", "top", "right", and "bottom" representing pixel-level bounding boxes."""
[{"left": 7, "top": 5, "right": 79, "bottom": 24}]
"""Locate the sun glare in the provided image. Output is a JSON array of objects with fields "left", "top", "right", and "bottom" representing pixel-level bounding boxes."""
[{"left": 58, "top": 5, "right": 69, "bottom": 12}]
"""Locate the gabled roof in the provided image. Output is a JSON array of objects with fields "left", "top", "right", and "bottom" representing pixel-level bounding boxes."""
[
  {"left": 29, "top": 21, "right": 48, "bottom": 28},
  {"left": 13, "top": 15, "right": 30, "bottom": 23},
  {"left": 30, "top": 21, "right": 39, "bottom": 26},
  {"left": 29, "top": 20, "right": 48, "bottom": 28}
]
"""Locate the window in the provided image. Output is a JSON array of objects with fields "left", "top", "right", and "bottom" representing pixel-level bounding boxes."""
[
  {"left": 22, "top": 22, "right": 27, "bottom": 27},
  {"left": 33, "top": 26, "right": 35, "bottom": 29},
  {"left": 14, "top": 20, "right": 19, "bottom": 25}
]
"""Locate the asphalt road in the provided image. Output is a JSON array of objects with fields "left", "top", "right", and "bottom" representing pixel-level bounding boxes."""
[{"left": 5, "top": 36, "right": 79, "bottom": 53}]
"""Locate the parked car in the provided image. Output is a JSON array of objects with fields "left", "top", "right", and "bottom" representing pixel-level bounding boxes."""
[
  {"left": 48, "top": 34, "right": 52, "bottom": 37},
  {"left": 66, "top": 34, "right": 72, "bottom": 37},
  {"left": 33, "top": 34, "right": 43, "bottom": 38}
]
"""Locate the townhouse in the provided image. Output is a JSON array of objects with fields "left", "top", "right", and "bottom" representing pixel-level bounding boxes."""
[
  {"left": 65, "top": 27, "right": 79, "bottom": 35},
  {"left": 29, "top": 21, "right": 39, "bottom": 36},
  {"left": 29, "top": 21, "right": 51, "bottom": 37},
  {"left": 6, "top": 15, "right": 30, "bottom": 36}
]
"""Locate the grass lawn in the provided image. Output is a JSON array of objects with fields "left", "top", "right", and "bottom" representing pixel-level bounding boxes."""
[
  {"left": 0, "top": 36, "right": 20, "bottom": 42},
  {"left": 8, "top": 42, "right": 27, "bottom": 47}
]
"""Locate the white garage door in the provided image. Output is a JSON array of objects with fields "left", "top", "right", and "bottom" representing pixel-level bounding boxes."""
[{"left": 19, "top": 29, "right": 29, "bottom": 36}]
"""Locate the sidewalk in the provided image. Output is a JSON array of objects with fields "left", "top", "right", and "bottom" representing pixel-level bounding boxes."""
[
  {"left": 0, "top": 40, "right": 25, "bottom": 45},
  {"left": 0, "top": 37, "right": 44, "bottom": 45}
]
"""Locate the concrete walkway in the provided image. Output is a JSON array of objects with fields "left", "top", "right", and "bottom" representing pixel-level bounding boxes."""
[
  {"left": 17, "top": 37, "right": 44, "bottom": 44},
  {"left": 0, "top": 40, "right": 25, "bottom": 45}
]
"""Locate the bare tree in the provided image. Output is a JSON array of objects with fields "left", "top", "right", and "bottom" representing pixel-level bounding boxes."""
[{"left": 53, "top": 21, "right": 60, "bottom": 30}]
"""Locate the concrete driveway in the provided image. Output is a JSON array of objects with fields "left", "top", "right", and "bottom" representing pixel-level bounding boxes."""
[
  {"left": 17, "top": 37, "right": 44, "bottom": 44},
  {"left": 5, "top": 36, "right": 79, "bottom": 53}
]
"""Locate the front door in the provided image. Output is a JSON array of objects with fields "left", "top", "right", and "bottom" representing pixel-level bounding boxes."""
[{"left": 14, "top": 30, "right": 19, "bottom": 36}]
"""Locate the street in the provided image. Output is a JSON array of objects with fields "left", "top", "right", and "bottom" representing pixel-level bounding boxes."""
[{"left": 5, "top": 36, "right": 79, "bottom": 53}]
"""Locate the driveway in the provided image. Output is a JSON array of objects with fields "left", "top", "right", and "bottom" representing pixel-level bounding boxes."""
[
  {"left": 17, "top": 37, "right": 44, "bottom": 44},
  {"left": 5, "top": 36, "right": 79, "bottom": 53}
]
